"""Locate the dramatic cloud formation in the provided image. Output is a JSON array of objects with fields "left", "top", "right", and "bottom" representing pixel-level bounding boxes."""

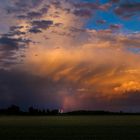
[{"left": 0, "top": 0, "right": 140, "bottom": 111}]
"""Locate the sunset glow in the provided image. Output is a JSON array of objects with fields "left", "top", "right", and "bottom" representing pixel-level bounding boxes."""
[{"left": 0, "top": 0, "right": 140, "bottom": 111}]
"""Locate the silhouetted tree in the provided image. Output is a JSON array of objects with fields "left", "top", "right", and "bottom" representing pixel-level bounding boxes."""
[
  {"left": 51, "top": 109, "right": 59, "bottom": 115},
  {"left": 28, "top": 106, "right": 39, "bottom": 115},
  {"left": 7, "top": 105, "right": 20, "bottom": 114}
]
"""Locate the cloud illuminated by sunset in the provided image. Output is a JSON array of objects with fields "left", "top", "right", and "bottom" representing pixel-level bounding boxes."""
[{"left": 0, "top": 0, "right": 140, "bottom": 111}]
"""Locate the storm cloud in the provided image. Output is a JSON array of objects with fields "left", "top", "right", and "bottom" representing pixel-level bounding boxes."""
[{"left": 0, "top": 0, "right": 140, "bottom": 111}]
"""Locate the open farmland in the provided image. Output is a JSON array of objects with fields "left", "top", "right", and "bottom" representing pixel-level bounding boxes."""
[{"left": 0, "top": 116, "right": 140, "bottom": 140}]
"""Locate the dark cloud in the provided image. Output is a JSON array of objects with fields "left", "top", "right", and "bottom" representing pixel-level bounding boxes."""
[
  {"left": 28, "top": 19, "right": 54, "bottom": 35},
  {"left": 16, "top": 15, "right": 27, "bottom": 19},
  {"left": 17, "top": 12, "right": 44, "bottom": 20},
  {"left": 0, "top": 0, "right": 140, "bottom": 112},
  {"left": 10, "top": 31, "right": 26, "bottom": 36},
  {"left": 17, "top": 7, "right": 49, "bottom": 20},
  {"left": 40, "top": 6, "right": 49, "bottom": 14},
  {"left": 6, "top": 6, "right": 27, "bottom": 14},
  {"left": 0, "top": 36, "right": 31, "bottom": 47},
  {"left": 109, "top": 91, "right": 140, "bottom": 112},
  {"left": 0, "top": 68, "right": 71, "bottom": 109},
  {"left": 27, "top": 11, "right": 42, "bottom": 19},
  {"left": 71, "top": 1, "right": 139, "bottom": 20},
  {"left": 0, "top": 68, "right": 140, "bottom": 111},
  {"left": 0, "top": 37, "right": 19, "bottom": 66},
  {"left": 73, "top": 9, "right": 93, "bottom": 18},
  {"left": 5, "top": 31, "right": 26, "bottom": 37},
  {"left": 29, "top": 28, "right": 42, "bottom": 34},
  {"left": 7, "top": 26, "right": 26, "bottom": 36},
  {"left": 114, "top": 1, "right": 140, "bottom": 18},
  {"left": 71, "top": 91, "right": 140, "bottom": 112},
  {"left": 6, "top": 0, "right": 44, "bottom": 15},
  {"left": 31, "top": 20, "right": 53, "bottom": 30},
  {"left": 51, "top": 1, "right": 61, "bottom": 9},
  {"left": 73, "top": 1, "right": 111, "bottom": 12},
  {"left": 0, "top": 37, "right": 19, "bottom": 50},
  {"left": 10, "top": 26, "right": 24, "bottom": 31},
  {"left": 0, "top": 36, "right": 31, "bottom": 67},
  {"left": 73, "top": 2, "right": 99, "bottom": 10}
]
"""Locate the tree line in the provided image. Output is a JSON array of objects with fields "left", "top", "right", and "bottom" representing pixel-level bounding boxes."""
[
  {"left": 0, "top": 105, "right": 60, "bottom": 115},
  {"left": 0, "top": 105, "right": 140, "bottom": 115}
]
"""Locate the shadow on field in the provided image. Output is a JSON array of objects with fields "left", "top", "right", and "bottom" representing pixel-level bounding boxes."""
[{"left": 0, "top": 116, "right": 140, "bottom": 140}]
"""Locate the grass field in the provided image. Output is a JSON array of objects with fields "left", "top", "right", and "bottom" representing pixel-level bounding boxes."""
[{"left": 0, "top": 115, "right": 140, "bottom": 140}]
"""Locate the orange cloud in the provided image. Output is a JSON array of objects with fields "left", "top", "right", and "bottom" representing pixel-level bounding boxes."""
[{"left": 1, "top": 0, "right": 140, "bottom": 111}]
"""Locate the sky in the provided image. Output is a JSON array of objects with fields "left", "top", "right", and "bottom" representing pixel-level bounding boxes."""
[{"left": 0, "top": 0, "right": 140, "bottom": 111}]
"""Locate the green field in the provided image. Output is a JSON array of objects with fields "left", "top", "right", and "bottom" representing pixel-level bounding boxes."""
[{"left": 0, "top": 116, "right": 140, "bottom": 140}]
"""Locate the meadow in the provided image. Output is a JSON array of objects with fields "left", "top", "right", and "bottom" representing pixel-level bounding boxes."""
[{"left": 0, "top": 115, "right": 140, "bottom": 140}]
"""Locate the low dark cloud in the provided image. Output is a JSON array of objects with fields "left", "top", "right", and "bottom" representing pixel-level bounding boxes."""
[
  {"left": 0, "top": 69, "right": 72, "bottom": 109},
  {"left": 0, "top": 67, "right": 140, "bottom": 111},
  {"left": 70, "top": 91, "right": 140, "bottom": 112}
]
